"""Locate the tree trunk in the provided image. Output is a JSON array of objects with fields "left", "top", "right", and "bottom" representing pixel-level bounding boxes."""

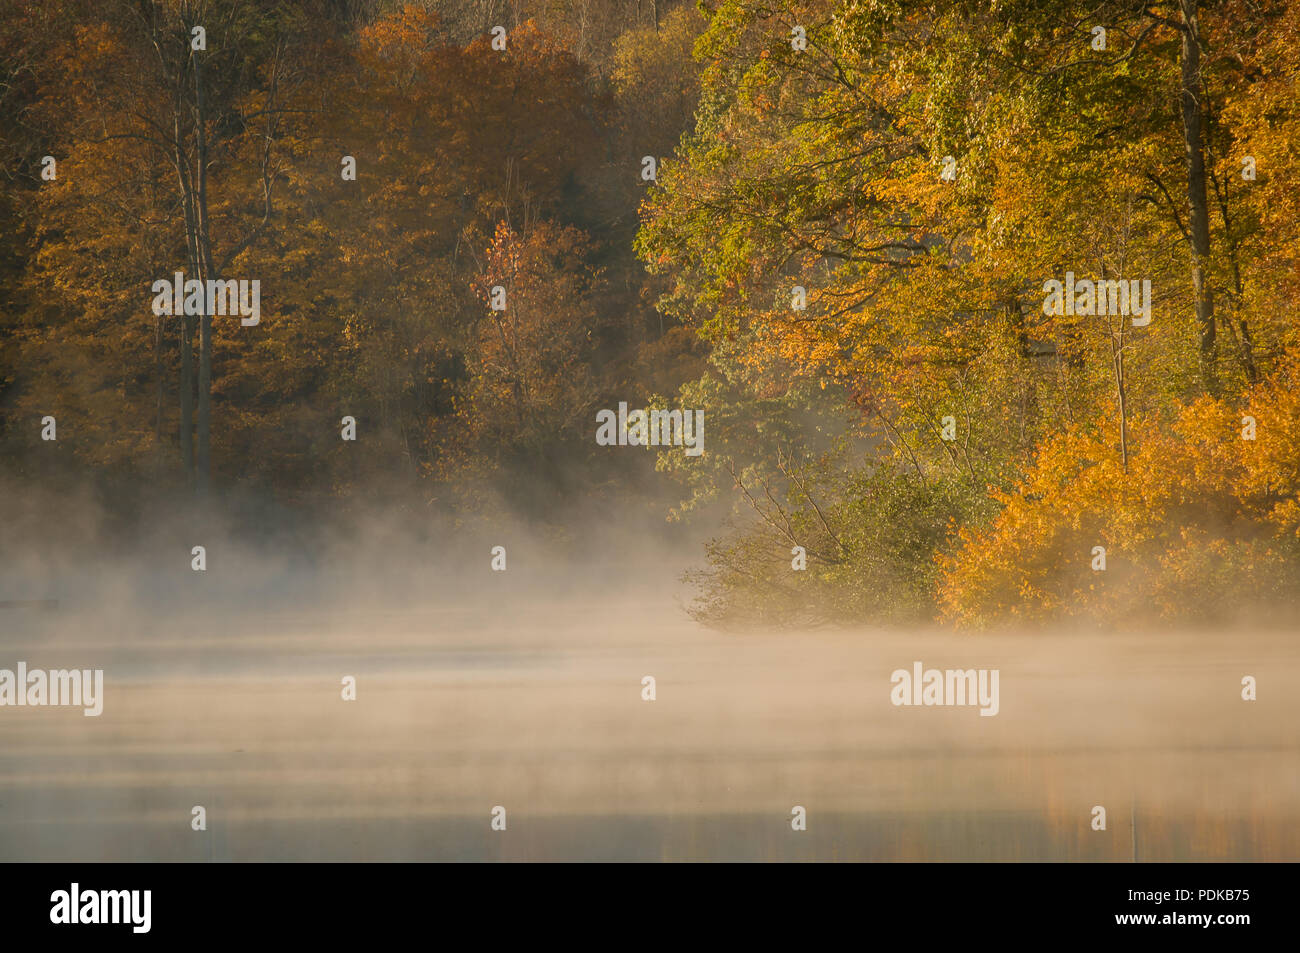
[
  {"left": 1179, "top": 0, "right": 1216, "bottom": 390},
  {"left": 1112, "top": 321, "right": 1128, "bottom": 471},
  {"left": 155, "top": 313, "right": 165, "bottom": 477},
  {"left": 194, "top": 49, "right": 213, "bottom": 495},
  {"left": 1209, "top": 166, "right": 1259, "bottom": 384},
  {"left": 180, "top": 314, "right": 195, "bottom": 485},
  {"left": 174, "top": 116, "right": 198, "bottom": 487}
]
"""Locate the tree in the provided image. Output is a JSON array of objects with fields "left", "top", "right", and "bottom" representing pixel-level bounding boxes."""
[
  {"left": 637, "top": 0, "right": 1300, "bottom": 626},
  {"left": 22, "top": 0, "right": 317, "bottom": 491}
]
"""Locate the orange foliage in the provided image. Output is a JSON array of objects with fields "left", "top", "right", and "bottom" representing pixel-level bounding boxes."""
[{"left": 938, "top": 361, "right": 1300, "bottom": 626}]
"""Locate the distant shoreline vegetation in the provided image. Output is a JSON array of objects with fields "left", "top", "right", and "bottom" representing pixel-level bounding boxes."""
[{"left": 3, "top": 1, "right": 1299, "bottom": 629}]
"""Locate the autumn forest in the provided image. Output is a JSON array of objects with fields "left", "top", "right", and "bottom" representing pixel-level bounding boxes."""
[{"left": 3, "top": 0, "right": 1299, "bottom": 630}]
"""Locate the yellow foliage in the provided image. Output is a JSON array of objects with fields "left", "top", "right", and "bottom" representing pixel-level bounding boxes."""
[{"left": 938, "top": 361, "right": 1300, "bottom": 626}]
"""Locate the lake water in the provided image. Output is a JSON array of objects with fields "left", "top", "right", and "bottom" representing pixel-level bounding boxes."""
[{"left": 1, "top": 585, "right": 1296, "bottom": 861}]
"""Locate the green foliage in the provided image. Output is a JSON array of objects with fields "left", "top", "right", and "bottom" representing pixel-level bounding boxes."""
[{"left": 642, "top": 0, "right": 1300, "bottom": 627}]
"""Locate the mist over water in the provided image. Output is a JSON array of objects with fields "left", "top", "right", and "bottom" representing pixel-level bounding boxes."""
[
  {"left": 2, "top": 506, "right": 1295, "bottom": 862},
  {"left": 3, "top": 0, "right": 1299, "bottom": 877}
]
